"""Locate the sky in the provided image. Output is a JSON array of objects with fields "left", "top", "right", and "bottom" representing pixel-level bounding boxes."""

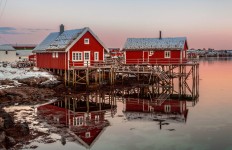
[{"left": 0, "top": 0, "right": 232, "bottom": 50}]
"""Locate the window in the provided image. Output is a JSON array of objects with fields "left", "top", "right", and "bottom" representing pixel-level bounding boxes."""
[
  {"left": 94, "top": 52, "right": 99, "bottom": 61},
  {"left": 164, "top": 51, "right": 171, "bottom": 58},
  {"left": 85, "top": 132, "right": 91, "bottom": 138},
  {"left": 84, "top": 38, "right": 89, "bottom": 44},
  {"left": 73, "top": 52, "right": 82, "bottom": 61},
  {"left": 73, "top": 116, "right": 84, "bottom": 126},
  {"left": 55, "top": 52, "right": 58, "bottom": 58},
  {"left": 164, "top": 105, "right": 171, "bottom": 113},
  {"left": 95, "top": 115, "right": 100, "bottom": 123},
  {"left": 52, "top": 52, "right": 58, "bottom": 58},
  {"left": 183, "top": 51, "right": 186, "bottom": 58},
  {"left": 149, "top": 51, "right": 154, "bottom": 56},
  {"left": 5, "top": 51, "right": 8, "bottom": 55}
]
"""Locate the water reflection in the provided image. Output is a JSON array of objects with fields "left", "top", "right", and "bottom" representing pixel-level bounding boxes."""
[
  {"left": 37, "top": 93, "right": 117, "bottom": 149},
  {"left": 36, "top": 80, "right": 199, "bottom": 148},
  {"left": 123, "top": 97, "right": 198, "bottom": 130}
]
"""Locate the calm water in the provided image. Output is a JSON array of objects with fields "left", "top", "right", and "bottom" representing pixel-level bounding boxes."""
[{"left": 17, "top": 58, "right": 232, "bottom": 150}]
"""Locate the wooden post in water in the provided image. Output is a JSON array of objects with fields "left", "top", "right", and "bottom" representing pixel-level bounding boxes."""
[
  {"left": 72, "top": 69, "right": 75, "bottom": 86},
  {"left": 67, "top": 70, "right": 70, "bottom": 86},
  {"left": 86, "top": 68, "right": 89, "bottom": 87},
  {"left": 86, "top": 94, "right": 89, "bottom": 113}
]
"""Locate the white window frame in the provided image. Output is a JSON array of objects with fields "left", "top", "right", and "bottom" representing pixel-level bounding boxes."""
[
  {"left": 183, "top": 50, "right": 186, "bottom": 58},
  {"left": 72, "top": 52, "right": 82, "bottom": 61},
  {"left": 149, "top": 51, "right": 154, "bottom": 56},
  {"left": 85, "top": 132, "right": 91, "bottom": 138},
  {"left": 73, "top": 116, "right": 84, "bottom": 126},
  {"left": 84, "top": 38, "right": 90, "bottom": 44},
  {"left": 55, "top": 52, "right": 58, "bottom": 58},
  {"left": 95, "top": 115, "right": 100, "bottom": 123},
  {"left": 94, "top": 52, "right": 99, "bottom": 61},
  {"left": 52, "top": 52, "right": 55, "bottom": 58},
  {"left": 164, "top": 105, "right": 171, "bottom": 113},
  {"left": 164, "top": 51, "right": 171, "bottom": 58}
]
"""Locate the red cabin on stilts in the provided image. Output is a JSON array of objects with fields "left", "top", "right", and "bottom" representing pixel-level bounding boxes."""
[
  {"left": 33, "top": 24, "right": 109, "bottom": 70},
  {"left": 122, "top": 32, "right": 188, "bottom": 65}
]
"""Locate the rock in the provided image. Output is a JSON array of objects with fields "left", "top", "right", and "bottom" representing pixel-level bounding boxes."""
[
  {"left": 0, "top": 90, "right": 6, "bottom": 97},
  {"left": 39, "top": 80, "right": 61, "bottom": 88},
  {"left": 2, "top": 113, "right": 14, "bottom": 129},
  {"left": 0, "top": 144, "right": 6, "bottom": 150},
  {"left": 5, "top": 136, "right": 16, "bottom": 146},
  {"left": 19, "top": 122, "right": 30, "bottom": 136},
  {"left": 6, "top": 95, "right": 14, "bottom": 101},
  {"left": 0, "top": 79, "right": 14, "bottom": 86},
  {"left": 17, "top": 77, "right": 49, "bottom": 87},
  {"left": 0, "top": 117, "right": 3, "bottom": 128},
  {"left": 0, "top": 131, "right": 6, "bottom": 143},
  {"left": 61, "top": 136, "right": 66, "bottom": 145}
]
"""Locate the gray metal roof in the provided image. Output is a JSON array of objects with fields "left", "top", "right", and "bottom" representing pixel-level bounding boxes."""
[
  {"left": 16, "top": 50, "right": 33, "bottom": 57},
  {"left": 34, "top": 28, "right": 85, "bottom": 51},
  {"left": 47, "top": 29, "right": 85, "bottom": 50},
  {"left": 33, "top": 27, "right": 109, "bottom": 53},
  {"left": 0, "top": 45, "right": 16, "bottom": 51},
  {"left": 123, "top": 37, "right": 187, "bottom": 50}
]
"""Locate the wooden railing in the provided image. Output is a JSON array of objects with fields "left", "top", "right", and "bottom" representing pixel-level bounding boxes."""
[
  {"left": 124, "top": 58, "right": 198, "bottom": 65},
  {"left": 69, "top": 60, "right": 115, "bottom": 68},
  {"left": 68, "top": 58, "right": 198, "bottom": 68}
]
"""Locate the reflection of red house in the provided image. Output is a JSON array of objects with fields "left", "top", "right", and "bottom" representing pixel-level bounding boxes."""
[
  {"left": 33, "top": 24, "right": 109, "bottom": 69},
  {"left": 37, "top": 102, "right": 109, "bottom": 148},
  {"left": 122, "top": 33, "right": 188, "bottom": 64},
  {"left": 123, "top": 98, "right": 188, "bottom": 123}
]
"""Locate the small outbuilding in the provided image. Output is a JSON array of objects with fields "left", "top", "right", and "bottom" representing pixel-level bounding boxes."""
[{"left": 0, "top": 45, "right": 17, "bottom": 62}]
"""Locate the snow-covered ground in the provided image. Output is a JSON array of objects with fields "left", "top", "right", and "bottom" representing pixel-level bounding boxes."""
[
  {"left": 0, "top": 64, "right": 56, "bottom": 89},
  {"left": 0, "top": 65, "right": 55, "bottom": 80}
]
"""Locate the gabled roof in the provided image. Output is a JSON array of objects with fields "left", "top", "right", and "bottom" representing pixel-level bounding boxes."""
[
  {"left": 33, "top": 27, "right": 109, "bottom": 53},
  {"left": 0, "top": 44, "right": 15, "bottom": 51},
  {"left": 47, "top": 29, "right": 85, "bottom": 50},
  {"left": 123, "top": 37, "right": 187, "bottom": 51}
]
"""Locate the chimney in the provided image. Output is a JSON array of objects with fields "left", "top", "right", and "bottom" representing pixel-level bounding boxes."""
[
  {"left": 159, "top": 31, "right": 162, "bottom": 39},
  {"left": 60, "top": 24, "right": 64, "bottom": 35}
]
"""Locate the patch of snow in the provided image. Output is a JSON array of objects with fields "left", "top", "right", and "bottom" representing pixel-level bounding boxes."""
[
  {"left": 0, "top": 65, "right": 57, "bottom": 89},
  {"left": 33, "top": 32, "right": 59, "bottom": 51},
  {"left": 0, "top": 85, "right": 15, "bottom": 89},
  {"left": 123, "top": 37, "right": 186, "bottom": 50},
  {"left": 34, "top": 28, "right": 85, "bottom": 52},
  {"left": 0, "top": 65, "right": 55, "bottom": 80},
  {"left": 48, "top": 29, "right": 85, "bottom": 50}
]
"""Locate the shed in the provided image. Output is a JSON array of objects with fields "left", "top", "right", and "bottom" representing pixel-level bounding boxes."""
[{"left": 0, "top": 45, "right": 17, "bottom": 62}]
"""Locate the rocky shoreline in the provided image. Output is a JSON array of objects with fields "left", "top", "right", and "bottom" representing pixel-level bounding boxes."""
[{"left": 0, "top": 75, "right": 69, "bottom": 149}]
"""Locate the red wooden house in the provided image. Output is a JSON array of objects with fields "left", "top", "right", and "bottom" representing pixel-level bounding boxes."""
[
  {"left": 33, "top": 24, "right": 109, "bottom": 70},
  {"left": 123, "top": 98, "right": 188, "bottom": 123},
  {"left": 109, "top": 48, "right": 124, "bottom": 58},
  {"left": 37, "top": 103, "right": 109, "bottom": 149},
  {"left": 122, "top": 33, "right": 188, "bottom": 64}
]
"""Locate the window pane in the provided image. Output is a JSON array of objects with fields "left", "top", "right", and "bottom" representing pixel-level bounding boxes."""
[
  {"left": 73, "top": 53, "right": 75, "bottom": 60},
  {"left": 78, "top": 53, "right": 82, "bottom": 60}
]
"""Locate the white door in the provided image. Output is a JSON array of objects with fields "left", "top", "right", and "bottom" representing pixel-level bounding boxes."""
[{"left": 84, "top": 51, "right": 90, "bottom": 66}]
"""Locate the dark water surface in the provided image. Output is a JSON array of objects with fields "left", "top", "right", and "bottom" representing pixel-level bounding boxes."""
[{"left": 24, "top": 58, "right": 232, "bottom": 150}]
